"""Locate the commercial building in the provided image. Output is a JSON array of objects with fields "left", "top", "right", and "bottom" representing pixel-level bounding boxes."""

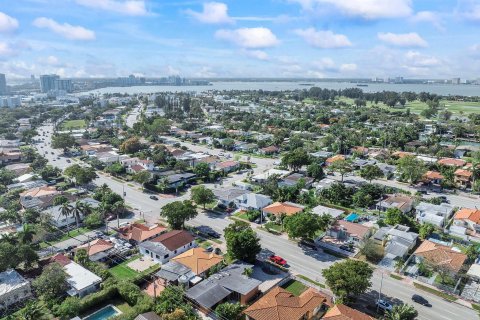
[
  {"left": 0, "top": 96, "right": 21, "bottom": 108},
  {"left": 0, "top": 73, "right": 6, "bottom": 95},
  {"left": 40, "top": 74, "right": 60, "bottom": 93},
  {"left": 54, "top": 79, "right": 73, "bottom": 92}
]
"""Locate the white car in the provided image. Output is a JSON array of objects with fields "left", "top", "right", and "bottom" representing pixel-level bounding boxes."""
[{"left": 376, "top": 299, "right": 393, "bottom": 312}]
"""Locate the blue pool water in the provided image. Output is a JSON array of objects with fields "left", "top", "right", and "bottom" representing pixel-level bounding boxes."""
[
  {"left": 345, "top": 213, "right": 359, "bottom": 222},
  {"left": 83, "top": 305, "right": 121, "bottom": 320}
]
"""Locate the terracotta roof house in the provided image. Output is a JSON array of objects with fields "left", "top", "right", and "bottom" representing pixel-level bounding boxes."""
[
  {"left": 423, "top": 171, "right": 444, "bottom": 185},
  {"left": 75, "top": 239, "right": 114, "bottom": 262},
  {"left": 327, "top": 220, "right": 371, "bottom": 245},
  {"left": 259, "top": 146, "right": 280, "bottom": 155},
  {"left": 139, "top": 230, "right": 196, "bottom": 264},
  {"left": 20, "top": 186, "right": 62, "bottom": 210},
  {"left": 413, "top": 240, "right": 467, "bottom": 274},
  {"left": 453, "top": 208, "right": 480, "bottom": 236},
  {"left": 171, "top": 248, "right": 223, "bottom": 277},
  {"left": 438, "top": 158, "right": 467, "bottom": 167},
  {"left": 454, "top": 169, "right": 472, "bottom": 188},
  {"left": 325, "top": 155, "right": 345, "bottom": 165},
  {"left": 322, "top": 304, "right": 374, "bottom": 320},
  {"left": 243, "top": 286, "right": 331, "bottom": 320},
  {"left": 392, "top": 151, "right": 414, "bottom": 159},
  {"left": 215, "top": 160, "right": 240, "bottom": 173},
  {"left": 376, "top": 194, "right": 414, "bottom": 214},
  {"left": 117, "top": 223, "right": 167, "bottom": 244},
  {"left": 262, "top": 202, "right": 304, "bottom": 217}
]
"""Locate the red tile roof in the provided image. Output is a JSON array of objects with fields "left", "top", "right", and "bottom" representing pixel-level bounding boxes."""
[
  {"left": 323, "top": 304, "right": 374, "bottom": 320},
  {"left": 151, "top": 230, "right": 194, "bottom": 251},
  {"left": 438, "top": 158, "right": 467, "bottom": 167},
  {"left": 414, "top": 240, "right": 467, "bottom": 273},
  {"left": 118, "top": 223, "right": 167, "bottom": 242}
]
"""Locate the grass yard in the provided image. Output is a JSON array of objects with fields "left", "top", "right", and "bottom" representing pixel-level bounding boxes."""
[
  {"left": 264, "top": 222, "right": 283, "bottom": 233},
  {"left": 413, "top": 282, "right": 457, "bottom": 302},
  {"left": 282, "top": 279, "right": 307, "bottom": 296},
  {"left": 60, "top": 119, "right": 86, "bottom": 130},
  {"left": 234, "top": 211, "right": 250, "bottom": 221},
  {"left": 109, "top": 255, "right": 141, "bottom": 280},
  {"left": 390, "top": 274, "right": 404, "bottom": 280},
  {"left": 297, "top": 275, "right": 326, "bottom": 288},
  {"left": 57, "top": 227, "right": 92, "bottom": 242}
]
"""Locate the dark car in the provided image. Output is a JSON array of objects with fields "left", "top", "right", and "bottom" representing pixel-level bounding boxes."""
[
  {"left": 412, "top": 294, "right": 429, "bottom": 306},
  {"left": 207, "top": 230, "right": 221, "bottom": 239},
  {"left": 339, "top": 245, "right": 355, "bottom": 252},
  {"left": 298, "top": 239, "right": 318, "bottom": 251},
  {"left": 149, "top": 195, "right": 159, "bottom": 200}
]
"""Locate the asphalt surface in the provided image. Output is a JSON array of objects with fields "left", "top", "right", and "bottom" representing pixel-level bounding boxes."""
[{"left": 34, "top": 124, "right": 478, "bottom": 320}]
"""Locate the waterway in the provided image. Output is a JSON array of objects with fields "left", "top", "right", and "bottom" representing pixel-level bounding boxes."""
[{"left": 83, "top": 81, "right": 480, "bottom": 96}]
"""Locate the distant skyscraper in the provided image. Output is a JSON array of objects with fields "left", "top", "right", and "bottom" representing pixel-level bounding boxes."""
[
  {"left": 0, "top": 73, "right": 6, "bottom": 95},
  {"left": 39, "top": 74, "right": 60, "bottom": 93},
  {"left": 30, "top": 74, "right": 35, "bottom": 81},
  {"left": 54, "top": 79, "right": 73, "bottom": 93}
]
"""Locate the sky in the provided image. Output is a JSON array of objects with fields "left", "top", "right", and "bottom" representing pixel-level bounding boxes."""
[{"left": 1, "top": 0, "right": 480, "bottom": 79}]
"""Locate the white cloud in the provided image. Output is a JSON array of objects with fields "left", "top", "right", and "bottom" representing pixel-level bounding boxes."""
[
  {"left": 243, "top": 50, "right": 269, "bottom": 60},
  {"left": 0, "top": 12, "right": 19, "bottom": 33},
  {"left": 186, "top": 2, "right": 234, "bottom": 24},
  {"left": 340, "top": 63, "right": 357, "bottom": 72},
  {"left": 76, "top": 0, "right": 147, "bottom": 16},
  {"left": 377, "top": 32, "right": 427, "bottom": 47},
  {"left": 0, "top": 42, "right": 18, "bottom": 58},
  {"left": 294, "top": 28, "right": 352, "bottom": 48},
  {"left": 411, "top": 11, "right": 444, "bottom": 30},
  {"left": 404, "top": 51, "right": 440, "bottom": 67},
  {"left": 313, "top": 58, "right": 336, "bottom": 71},
  {"left": 33, "top": 17, "right": 96, "bottom": 40},
  {"left": 215, "top": 27, "right": 279, "bottom": 48},
  {"left": 457, "top": 1, "right": 480, "bottom": 21},
  {"left": 290, "top": 0, "right": 412, "bottom": 19}
]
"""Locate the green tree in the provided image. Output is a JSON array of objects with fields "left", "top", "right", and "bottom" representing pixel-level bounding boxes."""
[
  {"left": 53, "top": 195, "right": 69, "bottom": 206},
  {"left": 74, "top": 248, "right": 89, "bottom": 265},
  {"left": 397, "top": 155, "right": 426, "bottom": 185},
  {"left": 283, "top": 211, "right": 330, "bottom": 240},
  {"left": 224, "top": 221, "right": 261, "bottom": 263},
  {"left": 306, "top": 163, "right": 324, "bottom": 181},
  {"left": 60, "top": 202, "right": 73, "bottom": 234},
  {"left": 215, "top": 302, "right": 245, "bottom": 320},
  {"left": 154, "top": 286, "right": 196, "bottom": 318},
  {"left": 322, "top": 260, "right": 373, "bottom": 303},
  {"left": 105, "top": 162, "right": 125, "bottom": 176},
  {"left": 194, "top": 162, "right": 211, "bottom": 180},
  {"left": 54, "top": 296, "right": 81, "bottom": 320},
  {"left": 84, "top": 211, "right": 103, "bottom": 229},
  {"left": 385, "top": 208, "right": 406, "bottom": 226},
  {"left": 39, "top": 165, "right": 61, "bottom": 180},
  {"left": 17, "top": 301, "right": 46, "bottom": 320},
  {"left": 133, "top": 171, "right": 151, "bottom": 190},
  {"left": 33, "top": 262, "right": 69, "bottom": 301},
  {"left": 18, "top": 224, "right": 36, "bottom": 244},
  {"left": 328, "top": 159, "right": 352, "bottom": 182},
  {"left": 419, "top": 223, "right": 435, "bottom": 240},
  {"left": 359, "top": 239, "right": 382, "bottom": 263},
  {"left": 384, "top": 304, "right": 418, "bottom": 320},
  {"left": 0, "top": 242, "right": 20, "bottom": 272},
  {"left": 64, "top": 164, "right": 97, "bottom": 185},
  {"left": 160, "top": 200, "right": 198, "bottom": 229},
  {"left": 120, "top": 136, "right": 144, "bottom": 154},
  {"left": 222, "top": 138, "right": 235, "bottom": 151},
  {"left": 359, "top": 164, "right": 384, "bottom": 182},
  {"left": 281, "top": 148, "right": 310, "bottom": 171},
  {"left": 190, "top": 185, "right": 215, "bottom": 209},
  {"left": 52, "top": 133, "right": 76, "bottom": 151}
]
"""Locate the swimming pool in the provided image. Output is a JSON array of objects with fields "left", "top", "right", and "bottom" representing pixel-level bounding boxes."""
[
  {"left": 83, "top": 305, "right": 122, "bottom": 320},
  {"left": 344, "top": 213, "right": 359, "bottom": 222}
]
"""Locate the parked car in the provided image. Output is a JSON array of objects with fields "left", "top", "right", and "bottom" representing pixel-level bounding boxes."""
[
  {"left": 339, "top": 245, "right": 355, "bottom": 252},
  {"left": 376, "top": 299, "right": 393, "bottom": 312},
  {"left": 411, "top": 294, "right": 429, "bottom": 306},
  {"left": 205, "top": 246, "right": 214, "bottom": 252},
  {"left": 269, "top": 255, "right": 287, "bottom": 266},
  {"left": 206, "top": 230, "right": 221, "bottom": 239},
  {"left": 298, "top": 239, "right": 318, "bottom": 251},
  {"left": 66, "top": 159, "right": 71, "bottom": 163},
  {"left": 149, "top": 195, "right": 159, "bottom": 201}
]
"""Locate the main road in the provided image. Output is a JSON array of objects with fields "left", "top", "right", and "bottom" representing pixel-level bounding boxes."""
[{"left": 34, "top": 124, "right": 477, "bottom": 320}]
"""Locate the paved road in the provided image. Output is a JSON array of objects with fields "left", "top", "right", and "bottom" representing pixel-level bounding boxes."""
[{"left": 34, "top": 125, "right": 478, "bottom": 320}]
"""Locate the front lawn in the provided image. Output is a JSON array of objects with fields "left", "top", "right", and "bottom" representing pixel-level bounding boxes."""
[
  {"left": 60, "top": 119, "right": 86, "bottom": 130},
  {"left": 57, "top": 227, "right": 93, "bottom": 242},
  {"left": 109, "top": 255, "right": 141, "bottom": 280},
  {"left": 282, "top": 280, "right": 307, "bottom": 296},
  {"left": 264, "top": 222, "right": 282, "bottom": 233}
]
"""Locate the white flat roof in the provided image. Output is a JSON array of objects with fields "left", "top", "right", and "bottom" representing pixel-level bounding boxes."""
[
  {"left": 64, "top": 261, "right": 102, "bottom": 291},
  {"left": 0, "top": 269, "right": 29, "bottom": 296}
]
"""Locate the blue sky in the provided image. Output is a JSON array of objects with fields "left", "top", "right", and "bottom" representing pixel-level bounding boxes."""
[{"left": 1, "top": 0, "right": 480, "bottom": 79}]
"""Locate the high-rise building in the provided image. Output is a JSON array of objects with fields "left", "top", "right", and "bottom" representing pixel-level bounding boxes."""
[
  {"left": 0, "top": 73, "right": 7, "bottom": 95},
  {"left": 39, "top": 74, "right": 60, "bottom": 93},
  {"left": 54, "top": 79, "right": 73, "bottom": 93}
]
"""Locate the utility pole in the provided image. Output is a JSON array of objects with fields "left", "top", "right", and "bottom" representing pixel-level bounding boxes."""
[{"left": 377, "top": 272, "right": 384, "bottom": 312}]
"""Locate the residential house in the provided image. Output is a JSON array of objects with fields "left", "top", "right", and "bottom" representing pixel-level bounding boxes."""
[
  {"left": 75, "top": 239, "right": 115, "bottom": 262},
  {"left": 311, "top": 205, "right": 344, "bottom": 220},
  {"left": 278, "top": 173, "right": 314, "bottom": 188},
  {"left": 423, "top": 171, "right": 444, "bottom": 185},
  {"left": 213, "top": 188, "right": 249, "bottom": 207},
  {"left": 7, "top": 179, "right": 47, "bottom": 191},
  {"left": 310, "top": 151, "right": 334, "bottom": 160},
  {"left": 135, "top": 312, "right": 161, "bottom": 320},
  {"left": 325, "top": 155, "right": 345, "bottom": 166},
  {"left": 139, "top": 230, "right": 196, "bottom": 264},
  {"left": 0, "top": 269, "right": 32, "bottom": 310},
  {"left": 251, "top": 169, "right": 290, "bottom": 184},
  {"left": 48, "top": 254, "right": 102, "bottom": 298},
  {"left": 243, "top": 286, "right": 331, "bottom": 320},
  {"left": 0, "top": 151, "right": 22, "bottom": 165},
  {"left": 374, "top": 225, "right": 418, "bottom": 260},
  {"left": 313, "top": 178, "right": 336, "bottom": 193},
  {"left": 80, "top": 144, "right": 113, "bottom": 156},
  {"left": 376, "top": 163, "right": 396, "bottom": 178},
  {"left": 155, "top": 261, "right": 199, "bottom": 288},
  {"left": 235, "top": 143, "right": 258, "bottom": 153},
  {"left": 186, "top": 262, "right": 261, "bottom": 313},
  {"left": 323, "top": 304, "right": 374, "bottom": 320},
  {"left": 415, "top": 202, "right": 454, "bottom": 227},
  {"left": 259, "top": 146, "right": 279, "bottom": 155},
  {"left": 376, "top": 194, "right": 414, "bottom": 214},
  {"left": 163, "top": 173, "right": 196, "bottom": 189},
  {"left": 262, "top": 202, "right": 304, "bottom": 218},
  {"left": 438, "top": 158, "right": 467, "bottom": 167},
  {"left": 20, "top": 186, "right": 62, "bottom": 210},
  {"left": 171, "top": 248, "right": 223, "bottom": 278},
  {"left": 235, "top": 193, "right": 273, "bottom": 211},
  {"left": 327, "top": 220, "right": 371, "bottom": 245},
  {"left": 412, "top": 240, "right": 467, "bottom": 275},
  {"left": 453, "top": 208, "right": 480, "bottom": 236},
  {"left": 94, "top": 151, "right": 124, "bottom": 165},
  {"left": 215, "top": 160, "right": 240, "bottom": 173},
  {"left": 42, "top": 198, "right": 100, "bottom": 228},
  {"left": 454, "top": 169, "right": 472, "bottom": 189},
  {"left": 392, "top": 151, "right": 414, "bottom": 159},
  {"left": 4, "top": 163, "right": 31, "bottom": 177},
  {"left": 351, "top": 146, "right": 369, "bottom": 156},
  {"left": 117, "top": 222, "right": 167, "bottom": 244},
  {"left": 351, "top": 159, "right": 376, "bottom": 170}
]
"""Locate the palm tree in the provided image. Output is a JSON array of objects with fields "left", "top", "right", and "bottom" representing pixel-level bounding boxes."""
[
  {"left": 384, "top": 304, "right": 418, "bottom": 320},
  {"left": 18, "top": 224, "right": 36, "bottom": 244},
  {"left": 1, "top": 233, "right": 18, "bottom": 245},
  {"left": 80, "top": 202, "right": 93, "bottom": 217},
  {"left": 60, "top": 203, "right": 73, "bottom": 235},
  {"left": 97, "top": 202, "right": 110, "bottom": 234},
  {"left": 17, "top": 301, "right": 46, "bottom": 320},
  {"left": 112, "top": 200, "right": 125, "bottom": 219},
  {"left": 71, "top": 200, "right": 85, "bottom": 229}
]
